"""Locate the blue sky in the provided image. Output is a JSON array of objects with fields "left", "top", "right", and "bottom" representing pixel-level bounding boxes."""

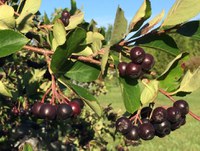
[{"left": 40, "top": 0, "right": 199, "bottom": 27}]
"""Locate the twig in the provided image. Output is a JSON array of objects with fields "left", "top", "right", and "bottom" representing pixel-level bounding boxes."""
[{"left": 23, "top": 45, "right": 115, "bottom": 68}]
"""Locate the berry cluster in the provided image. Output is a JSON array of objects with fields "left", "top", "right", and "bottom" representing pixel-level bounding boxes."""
[
  {"left": 31, "top": 98, "right": 84, "bottom": 120},
  {"left": 60, "top": 10, "right": 70, "bottom": 26},
  {"left": 117, "top": 46, "right": 155, "bottom": 79},
  {"left": 116, "top": 100, "right": 189, "bottom": 141}
]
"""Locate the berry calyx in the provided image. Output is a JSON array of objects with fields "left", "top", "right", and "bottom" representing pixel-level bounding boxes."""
[
  {"left": 125, "top": 62, "right": 142, "bottom": 78},
  {"left": 141, "top": 53, "right": 155, "bottom": 71},
  {"left": 130, "top": 46, "right": 145, "bottom": 64},
  {"left": 117, "top": 62, "right": 128, "bottom": 77},
  {"left": 173, "top": 100, "right": 189, "bottom": 116},
  {"left": 152, "top": 107, "right": 167, "bottom": 123},
  {"left": 115, "top": 117, "right": 132, "bottom": 134},
  {"left": 138, "top": 123, "right": 155, "bottom": 140},
  {"left": 124, "top": 126, "right": 140, "bottom": 141},
  {"left": 56, "top": 103, "right": 73, "bottom": 120}
]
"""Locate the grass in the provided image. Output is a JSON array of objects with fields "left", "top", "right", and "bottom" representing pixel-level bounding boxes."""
[{"left": 97, "top": 79, "right": 200, "bottom": 151}]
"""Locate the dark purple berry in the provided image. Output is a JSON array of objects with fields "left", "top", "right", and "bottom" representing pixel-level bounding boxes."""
[
  {"left": 138, "top": 123, "right": 155, "bottom": 140},
  {"left": 125, "top": 62, "right": 142, "bottom": 78},
  {"left": 141, "top": 53, "right": 155, "bottom": 71},
  {"left": 60, "top": 17, "right": 70, "bottom": 26},
  {"left": 39, "top": 103, "right": 56, "bottom": 120},
  {"left": 71, "top": 98, "right": 84, "bottom": 109},
  {"left": 61, "top": 10, "right": 70, "bottom": 19},
  {"left": 141, "top": 107, "right": 152, "bottom": 119},
  {"left": 124, "top": 126, "right": 140, "bottom": 140},
  {"left": 173, "top": 100, "right": 189, "bottom": 116},
  {"left": 152, "top": 107, "right": 167, "bottom": 123},
  {"left": 117, "top": 62, "right": 128, "bottom": 77},
  {"left": 56, "top": 103, "right": 73, "bottom": 120},
  {"left": 32, "top": 102, "right": 43, "bottom": 117},
  {"left": 115, "top": 117, "right": 132, "bottom": 134},
  {"left": 68, "top": 101, "right": 81, "bottom": 116},
  {"left": 167, "top": 107, "right": 182, "bottom": 123},
  {"left": 153, "top": 120, "right": 171, "bottom": 136},
  {"left": 130, "top": 46, "right": 145, "bottom": 63}
]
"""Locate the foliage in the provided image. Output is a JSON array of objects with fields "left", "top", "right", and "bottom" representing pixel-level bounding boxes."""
[{"left": 0, "top": 0, "right": 200, "bottom": 150}]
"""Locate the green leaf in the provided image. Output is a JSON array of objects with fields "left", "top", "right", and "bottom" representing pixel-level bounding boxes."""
[
  {"left": 0, "top": 5, "right": 15, "bottom": 29},
  {"left": 161, "top": 0, "right": 200, "bottom": 27},
  {"left": 52, "top": 19, "right": 66, "bottom": 50},
  {"left": 101, "top": 47, "right": 110, "bottom": 74},
  {"left": 140, "top": 10, "right": 165, "bottom": 35},
  {"left": 43, "top": 12, "right": 50, "bottom": 24},
  {"left": 177, "top": 21, "right": 200, "bottom": 40},
  {"left": 65, "top": 61, "right": 101, "bottom": 82},
  {"left": 170, "top": 67, "right": 200, "bottom": 95},
  {"left": 119, "top": 77, "right": 141, "bottom": 113},
  {"left": 129, "top": 10, "right": 164, "bottom": 39},
  {"left": 158, "top": 52, "right": 189, "bottom": 92},
  {"left": 65, "top": 10, "right": 84, "bottom": 30},
  {"left": 141, "top": 80, "right": 159, "bottom": 105},
  {"left": 70, "top": 0, "right": 77, "bottom": 15},
  {"left": 110, "top": 6, "right": 127, "bottom": 45},
  {"left": 128, "top": 0, "right": 151, "bottom": 32},
  {"left": 72, "top": 46, "right": 93, "bottom": 56},
  {"left": 136, "top": 34, "right": 180, "bottom": 56},
  {"left": 59, "top": 77, "right": 102, "bottom": 117},
  {"left": 51, "top": 27, "right": 86, "bottom": 75},
  {"left": 16, "top": 0, "right": 41, "bottom": 33},
  {"left": 23, "top": 143, "right": 33, "bottom": 151},
  {"left": 86, "top": 31, "right": 104, "bottom": 53},
  {"left": 0, "top": 81, "right": 12, "bottom": 97},
  {"left": 0, "top": 29, "right": 29, "bottom": 58}
]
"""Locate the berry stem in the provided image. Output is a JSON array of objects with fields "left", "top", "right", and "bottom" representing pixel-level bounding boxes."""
[
  {"left": 41, "top": 87, "right": 52, "bottom": 103},
  {"left": 159, "top": 88, "right": 200, "bottom": 121}
]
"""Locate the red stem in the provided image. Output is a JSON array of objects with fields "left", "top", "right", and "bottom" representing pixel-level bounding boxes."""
[
  {"left": 159, "top": 89, "right": 200, "bottom": 121},
  {"left": 41, "top": 87, "right": 52, "bottom": 103}
]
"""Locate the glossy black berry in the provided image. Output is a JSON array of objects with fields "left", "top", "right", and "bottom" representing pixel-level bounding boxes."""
[
  {"left": 124, "top": 126, "right": 140, "bottom": 140},
  {"left": 170, "top": 118, "right": 183, "bottom": 131},
  {"left": 39, "top": 103, "right": 56, "bottom": 120},
  {"left": 141, "top": 107, "right": 152, "bottom": 119},
  {"left": 56, "top": 103, "right": 73, "bottom": 120},
  {"left": 115, "top": 117, "right": 132, "bottom": 134},
  {"left": 167, "top": 107, "right": 182, "bottom": 123},
  {"left": 32, "top": 102, "right": 43, "bottom": 117},
  {"left": 138, "top": 123, "right": 155, "bottom": 140},
  {"left": 117, "top": 62, "right": 128, "bottom": 77},
  {"left": 153, "top": 120, "right": 171, "bottom": 136},
  {"left": 61, "top": 10, "right": 70, "bottom": 19},
  {"left": 61, "top": 17, "right": 70, "bottom": 26},
  {"left": 68, "top": 101, "right": 81, "bottom": 116},
  {"left": 130, "top": 46, "right": 145, "bottom": 64},
  {"left": 173, "top": 100, "right": 189, "bottom": 116},
  {"left": 71, "top": 98, "right": 84, "bottom": 109},
  {"left": 125, "top": 62, "right": 142, "bottom": 78},
  {"left": 141, "top": 53, "right": 155, "bottom": 71},
  {"left": 152, "top": 107, "right": 167, "bottom": 123}
]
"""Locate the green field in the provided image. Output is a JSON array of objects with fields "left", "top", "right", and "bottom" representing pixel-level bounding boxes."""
[{"left": 97, "top": 79, "right": 200, "bottom": 151}]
